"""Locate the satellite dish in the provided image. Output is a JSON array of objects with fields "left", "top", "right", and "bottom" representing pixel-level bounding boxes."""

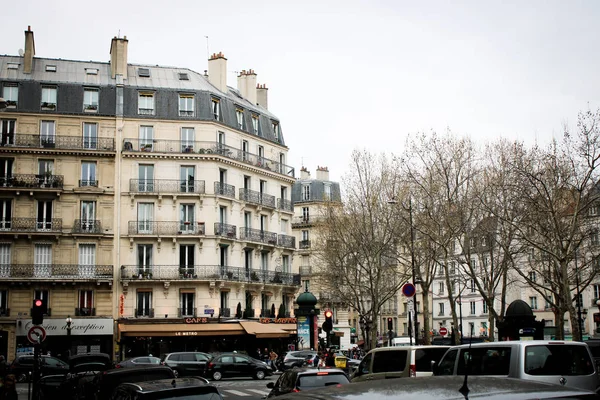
[{"left": 18, "top": 49, "right": 24, "bottom": 57}]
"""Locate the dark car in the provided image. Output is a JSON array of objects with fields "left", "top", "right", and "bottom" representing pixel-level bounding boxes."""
[
  {"left": 10, "top": 354, "right": 69, "bottom": 382},
  {"left": 266, "top": 367, "right": 349, "bottom": 397},
  {"left": 281, "top": 351, "right": 317, "bottom": 371},
  {"left": 91, "top": 365, "right": 176, "bottom": 399},
  {"left": 206, "top": 353, "right": 272, "bottom": 381},
  {"left": 272, "top": 375, "right": 600, "bottom": 400},
  {"left": 116, "top": 356, "right": 162, "bottom": 369},
  {"left": 110, "top": 377, "right": 223, "bottom": 400},
  {"left": 161, "top": 352, "right": 211, "bottom": 378}
]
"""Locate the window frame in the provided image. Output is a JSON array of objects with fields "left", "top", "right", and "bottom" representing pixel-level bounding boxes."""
[{"left": 138, "top": 92, "right": 155, "bottom": 115}]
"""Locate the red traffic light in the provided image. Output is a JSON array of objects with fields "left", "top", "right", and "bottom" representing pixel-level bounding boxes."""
[
  {"left": 34, "top": 299, "right": 43, "bottom": 307},
  {"left": 324, "top": 310, "right": 333, "bottom": 318}
]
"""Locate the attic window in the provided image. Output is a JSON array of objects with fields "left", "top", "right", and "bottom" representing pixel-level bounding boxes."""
[
  {"left": 7, "top": 63, "right": 19, "bottom": 70},
  {"left": 138, "top": 68, "right": 151, "bottom": 77},
  {"left": 86, "top": 68, "right": 98, "bottom": 75},
  {"left": 45, "top": 65, "right": 57, "bottom": 72},
  {"left": 178, "top": 73, "right": 189, "bottom": 81}
]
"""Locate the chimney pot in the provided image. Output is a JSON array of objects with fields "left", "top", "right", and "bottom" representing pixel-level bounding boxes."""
[{"left": 208, "top": 51, "right": 228, "bottom": 92}]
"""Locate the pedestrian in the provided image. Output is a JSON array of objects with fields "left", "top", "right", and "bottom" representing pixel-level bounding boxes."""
[
  {"left": 0, "top": 356, "right": 7, "bottom": 379},
  {"left": 0, "top": 374, "right": 17, "bottom": 400},
  {"left": 263, "top": 348, "right": 269, "bottom": 364},
  {"left": 269, "top": 350, "right": 278, "bottom": 371}
]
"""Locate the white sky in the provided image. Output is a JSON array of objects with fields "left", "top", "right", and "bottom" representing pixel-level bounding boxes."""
[{"left": 3, "top": 0, "right": 600, "bottom": 182}]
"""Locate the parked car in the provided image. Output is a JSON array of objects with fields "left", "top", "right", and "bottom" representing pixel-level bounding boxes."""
[
  {"left": 90, "top": 365, "right": 176, "bottom": 399},
  {"left": 206, "top": 352, "right": 272, "bottom": 380},
  {"left": 351, "top": 345, "right": 450, "bottom": 382},
  {"left": 266, "top": 367, "right": 349, "bottom": 397},
  {"left": 115, "top": 356, "right": 162, "bottom": 368},
  {"left": 271, "top": 375, "right": 600, "bottom": 400},
  {"left": 109, "top": 377, "right": 223, "bottom": 400},
  {"left": 585, "top": 340, "right": 600, "bottom": 369},
  {"left": 281, "top": 351, "right": 317, "bottom": 371},
  {"left": 433, "top": 340, "right": 600, "bottom": 393},
  {"left": 161, "top": 351, "right": 211, "bottom": 377},
  {"left": 10, "top": 354, "right": 69, "bottom": 382}
]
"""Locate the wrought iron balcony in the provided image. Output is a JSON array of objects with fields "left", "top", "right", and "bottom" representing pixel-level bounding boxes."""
[
  {"left": 299, "top": 240, "right": 311, "bottom": 249},
  {"left": 0, "top": 174, "right": 64, "bottom": 189},
  {"left": 135, "top": 308, "right": 155, "bottom": 318},
  {"left": 278, "top": 234, "right": 295, "bottom": 249},
  {"left": 214, "top": 182, "right": 235, "bottom": 199},
  {"left": 72, "top": 219, "right": 103, "bottom": 234},
  {"left": 381, "top": 308, "right": 398, "bottom": 315},
  {"left": 239, "top": 227, "right": 278, "bottom": 245},
  {"left": 122, "top": 138, "right": 295, "bottom": 177},
  {"left": 219, "top": 308, "right": 231, "bottom": 318},
  {"left": 178, "top": 308, "right": 197, "bottom": 317},
  {"left": 79, "top": 180, "right": 98, "bottom": 187},
  {"left": 300, "top": 265, "right": 312, "bottom": 275},
  {"left": 128, "top": 221, "right": 206, "bottom": 235},
  {"left": 120, "top": 265, "right": 301, "bottom": 286},
  {"left": 239, "top": 188, "right": 276, "bottom": 208},
  {"left": 0, "top": 264, "right": 113, "bottom": 279},
  {"left": 215, "top": 223, "right": 237, "bottom": 239},
  {"left": 244, "top": 309, "right": 255, "bottom": 318},
  {"left": 129, "top": 179, "right": 206, "bottom": 194},
  {"left": 291, "top": 216, "right": 313, "bottom": 227},
  {"left": 260, "top": 309, "right": 274, "bottom": 318},
  {"left": 74, "top": 307, "right": 96, "bottom": 316},
  {"left": 0, "top": 217, "right": 62, "bottom": 234},
  {"left": 0, "top": 308, "right": 9, "bottom": 317},
  {"left": 278, "top": 198, "right": 293, "bottom": 212},
  {"left": 0, "top": 133, "right": 115, "bottom": 151}
]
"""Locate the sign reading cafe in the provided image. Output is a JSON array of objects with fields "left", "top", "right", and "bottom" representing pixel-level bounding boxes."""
[{"left": 16, "top": 318, "right": 114, "bottom": 336}]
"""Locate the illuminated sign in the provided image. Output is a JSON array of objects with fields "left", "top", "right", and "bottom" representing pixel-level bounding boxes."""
[
  {"left": 184, "top": 317, "right": 209, "bottom": 324},
  {"left": 259, "top": 317, "right": 297, "bottom": 324}
]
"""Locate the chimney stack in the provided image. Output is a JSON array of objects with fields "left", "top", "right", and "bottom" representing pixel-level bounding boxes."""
[
  {"left": 257, "top": 83, "right": 268, "bottom": 109},
  {"left": 208, "top": 52, "right": 228, "bottom": 93},
  {"left": 237, "top": 69, "right": 257, "bottom": 105},
  {"left": 316, "top": 166, "right": 330, "bottom": 181},
  {"left": 110, "top": 36, "right": 129, "bottom": 79},
  {"left": 23, "top": 26, "right": 35, "bottom": 74},
  {"left": 300, "top": 167, "right": 311, "bottom": 180}
]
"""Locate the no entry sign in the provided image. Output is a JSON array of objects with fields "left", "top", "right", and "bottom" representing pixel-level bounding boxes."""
[
  {"left": 27, "top": 326, "right": 46, "bottom": 344},
  {"left": 439, "top": 326, "right": 448, "bottom": 336}
]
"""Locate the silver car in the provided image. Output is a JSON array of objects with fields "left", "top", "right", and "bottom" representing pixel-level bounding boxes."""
[{"left": 434, "top": 340, "right": 600, "bottom": 393}]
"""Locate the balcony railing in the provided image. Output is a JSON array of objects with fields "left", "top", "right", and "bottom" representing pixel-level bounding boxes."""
[
  {"left": 0, "top": 308, "right": 9, "bottom": 317},
  {"left": 120, "top": 265, "right": 301, "bottom": 285},
  {"left": 0, "top": 264, "right": 113, "bottom": 279},
  {"left": 0, "top": 217, "right": 62, "bottom": 233},
  {"left": 214, "top": 182, "right": 236, "bottom": 199},
  {"left": 74, "top": 307, "right": 96, "bottom": 316},
  {"left": 300, "top": 265, "right": 312, "bottom": 275},
  {"left": 79, "top": 180, "right": 98, "bottom": 187},
  {"left": 219, "top": 308, "right": 231, "bottom": 318},
  {"left": 238, "top": 188, "right": 276, "bottom": 208},
  {"left": 260, "top": 309, "right": 274, "bottom": 318},
  {"left": 0, "top": 174, "right": 64, "bottom": 189},
  {"left": 239, "top": 227, "right": 277, "bottom": 245},
  {"left": 292, "top": 216, "right": 313, "bottom": 226},
  {"left": 215, "top": 223, "right": 237, "bottom": 239},
  {"left": 244, "top": 309, "right": 256, "bottom": 318},
  {"left": 299, "top": 240, "right": 311, "bottom": 249},
  {"left": 381, "top": 308, "right": 398, "bottom": 315},
  {"left": 72, "top": 219, "right": 103, "bottom": 234},
  {"left": 277, "top": 198, "right": 293, "bottom": 212},
  {"left": 278, "top": 234, "right": 295, "bottom": 249},
  {"left": 178, "top": 308, "right": 197, "bottom": 317},
  {"left": 0, "top": 134, "right": 115, "bottom": 151},
  {"left": 135, "top": 308, "right": 155, "bottom": 318},
  {"left": 129, "top": 179, "right": 206, "bottom": 194},
  {"left": 122, "top": 139, "right": 295, "bottom": 177},
  {"left": 128, "top": 221, "right": 206, "bottom": 235}
]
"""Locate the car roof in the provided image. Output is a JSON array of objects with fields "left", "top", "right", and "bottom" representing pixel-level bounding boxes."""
[
  {"left": 101, "top": 365, "right": 174, "bottom": 376},
  {"left": 119, "top": 377, "right": 215, "bottom": 393},
  {"left": 367, "top": 345, "right": 451, "bottom": 353},
  {"left": 272, "top": 376, "right": 598, "bottom": 400},
  {"left": 451, "top": 340, "right": 590, "bottom": 349},
  {"left": 292, "top": 367, "right": 347, "bottom": 375}
]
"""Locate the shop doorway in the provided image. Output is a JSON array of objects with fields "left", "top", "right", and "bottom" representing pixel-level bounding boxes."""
[{"left": 0, "top": 330, "right": 8, "bottom": 358}]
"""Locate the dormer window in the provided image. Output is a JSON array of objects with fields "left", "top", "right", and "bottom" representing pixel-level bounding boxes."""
[
  {"left": 179, "top": 94, "right": 194, "bottom": 117},
  {"left": 178, "top": 73, "right": 189, "bottom": 80},
  {"left": 236, "top": 108, "right": 245, "bottom": 130},
  {"left": 7, "top": 63, "right": 19, "bottom": 70},
  {"left": 83, "top": 88, "right": 99, "bottom": 112},
  {"left": 41, "top": 86, "right": 57, "bottom": 110},
  {"left": 85, "top": 68, "right": 98, "bottom": 75},
  {"left": 2, "top": 84, "right": 18, "bottom": 108},
  {"left": 211, "top": 98, "right": 221, "bottom": 121},
  {"left": 138, "top": 92, "right": 155, "bottom": 115},
  {"left": 271, "top": 120, "right": 280, "bottom": 141},
  {"left": 45, "top": 65, "right": 57, "bottom": 72},
  {"left": 252, "top": 114, "right": 260, "bottom": 134},
  {"left": 138, "top": 68, "right": 151, "bottom": 77}
]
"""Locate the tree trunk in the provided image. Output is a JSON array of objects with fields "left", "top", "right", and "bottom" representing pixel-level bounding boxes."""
[{"left": 421, "top": 289, "right": 432, "bottom": 345}]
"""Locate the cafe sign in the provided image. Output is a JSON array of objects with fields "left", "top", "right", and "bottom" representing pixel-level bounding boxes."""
[
  {"left": 184, "top": 317, "right": 209, "bottom": 324},
  {"left": 16, "top": 318, "right": 114, "bottom": 336},
  {"left": 259, "top": 317, "right": 297, "bottom": 324}
]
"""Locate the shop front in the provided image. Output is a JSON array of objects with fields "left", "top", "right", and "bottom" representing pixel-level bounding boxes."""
[{"left": 15, "top": 318, "right": 114, "bottom": 360}]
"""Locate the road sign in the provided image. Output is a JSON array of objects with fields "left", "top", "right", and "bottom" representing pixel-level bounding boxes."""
[
  {"left": 407, "top": 298, "right": 414, "bottom": 313},
  {"left": 402, "top": 283, "right": 416, "bottom": 297},
  {"left": 27, "top": 326, "right": 46, "bottom": 344},
  {"left": 439, "top": 327, "right": 448, "bottom": 336}
]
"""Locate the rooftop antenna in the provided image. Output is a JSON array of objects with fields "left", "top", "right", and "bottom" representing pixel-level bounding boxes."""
[{"left": 205, "top": 36, "right": 210, "bottom": 61}]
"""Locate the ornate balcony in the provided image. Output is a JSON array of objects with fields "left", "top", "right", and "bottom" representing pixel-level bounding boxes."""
[
  {"left": 219, "top": 308, "right": 231, "bottom": 318},
  {"left": 299, "top": 240, "right": 311, "bottom": 249},
  {"left": 129, "top": 179, "right": 206, "bottom": 194},
  {"left": 381, "top": 308, "right": 399, "bottom": 315},
  {"left": 0, "top": 264, "right": 113, "bottom": 280},
  {"left": 135, "top": 308, "right": 155, "bottom": 318},
  {"left": 292, "top": 216, "right": 313, "bottom": 227},
  {"left": 74, "top": 307, "right": 96, "bottom": 316},
  {"left": 178, "top": 308, "right": 197, "bottom": 317},
  {"left": 72, "top": 219, "right": 103, "bottom": 234},
  {"left": 0, "top": 218, "right": 62, "bottom": 234},
  {"left": 0, "top": 174, "right": 64, "bottom": 190},
  {"left": 128, "top": 221, "right": 206, "bottom": 236},
  {"left": 215, "top": 182, "right": 235, "bottom": 199},
  {"left": 0, "top": 133, "right": 115, "bottom": 151},
  {"left": 278, "top": 198, "right": 293, "bottom": 212},
  {"left": 215, "top": 223, "right": 237, "bottom": 239},
  {"left": 239, "top": 227, "right": 278, "bottom": 245},
  {"left": 239, "top": 188, "right": 276, "bottom": 208},
  {"left": 120, "top": 265, "right": 301, "bottom": 286},
  {"left": 300, "top": 265, "right": 312, "bottom": 275},
  {"left": 122, "top": 138, "right": 295, "bottom": 177},
  {"left": 278, "top": 234, "right": 295, "bottom": 249}
]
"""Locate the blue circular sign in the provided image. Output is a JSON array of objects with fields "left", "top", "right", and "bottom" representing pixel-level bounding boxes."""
[{"left": 402, "top": 283, "right": 416, "bottom": 297}]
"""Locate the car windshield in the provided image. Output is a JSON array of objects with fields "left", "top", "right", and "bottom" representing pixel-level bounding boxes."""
[
  {"left": 298, "top": 373, "right": 349, "bottom": 389},
  {"left": 525, "top": 345, "right": 595, "bottom": 376}
]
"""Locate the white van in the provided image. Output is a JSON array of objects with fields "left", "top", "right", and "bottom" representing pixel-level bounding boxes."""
[{"left": 391, "top": 337, "right": 412, "bottom": 347}]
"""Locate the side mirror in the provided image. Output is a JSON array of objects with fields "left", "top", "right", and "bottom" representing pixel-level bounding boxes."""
[{"left": 266, "top": 382, "right": 275, "bottom": 389}]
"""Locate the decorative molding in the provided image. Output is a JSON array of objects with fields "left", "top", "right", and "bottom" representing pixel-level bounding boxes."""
[{"left": 163, "top": 281, "right": 170, "bottom": 297}]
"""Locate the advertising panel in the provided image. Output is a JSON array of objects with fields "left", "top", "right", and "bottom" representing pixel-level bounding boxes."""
[{"left": 297, "top": 316, "right": 311, "bottom": 350}]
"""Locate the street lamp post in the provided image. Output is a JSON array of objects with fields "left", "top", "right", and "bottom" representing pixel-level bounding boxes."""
[
  {"left": 575, "top": 251, "right": 584, "bottom": 341},
  {"left": 66, "top": 316, "right": 73, "bottom": 357}
]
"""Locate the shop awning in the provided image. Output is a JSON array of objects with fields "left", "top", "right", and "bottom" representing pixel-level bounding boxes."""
[
  {"left": 118, "top": 322, "right": 245, "bottom": 337},
  {"left": 240, "top": 321, "right": 295, "bottom": 339}
]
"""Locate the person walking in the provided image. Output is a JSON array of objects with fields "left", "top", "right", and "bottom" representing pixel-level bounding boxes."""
[{"left": 269, "top": 350, "right": 278, "bottom": 371}]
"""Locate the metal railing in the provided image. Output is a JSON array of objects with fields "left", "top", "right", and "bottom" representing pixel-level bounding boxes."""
[
  {"left": 299, "top": 240, "right": 311, "bottom": 249},
  {"left": 219, "top": 308, "right": 231, "bottom": 317},
  {"left": 239, "top": 188, "right": 276, "bottom": 208},
  {"left": 135, "top": 308, "right": 155, "bottom": 317},
  {"left": 239, "top": 227, "right": 278, "bottom": 245},
  {"left": 300, "top": 265, "right": 312, "bottom": 275},
  {"left": 278, "top": 234, "right": 295, "bottom": 249},
  {"left": 381, "top": 308, "right": 398, "bottom": 315},
  {"left": 178, "top": 308, "right": 197, "bottom": 317},
  {"left": 0, "top": 174, "right": 64, "bottom": 189},
  {"left": 122, "top": 138, "right": 295, "bottom": 177},
  {"left": 74, "top": 307, "right": 96, "bottom": 316},
  {"left": 214, "top": 223, "right": 237, "bottom": 238},
  {"left": 120, "top": 265, "right": 301, "bottom": 285},
  {"left": 128, "top": 221, "right": 206, "bottom": 235},
  {"left": 0, "top": 217, "right": 63, "bottom": 233},
  {"left": 260, "top": 309, "right": 274, "bottom": 318},
  {"left": 278, "top": 198, "right": 293, "bottom": 212},
  {"left": 0, "top": 264, "right": 113, "bottom": 279},
  {"left": 0, "top": 134, "right": 115, "bottom": 151},
  {"left": 79, "top": 180, "right": 98, "bottom": 187},
  {"left": 215, "top": 182, "right": 236, "bottom": 199},
  {"left": 72, "top": 219, "right": 103, "bottom": 234},
  {"left": 129, "top": 179, "right": 206, "bottom": 194}
]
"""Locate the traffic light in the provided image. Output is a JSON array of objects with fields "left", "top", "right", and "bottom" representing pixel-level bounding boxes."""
[
  {"left": 387, "top": 317, "right": 393, "bottom": 331},
  {"left": 322, "top": 310, "right": 333, "bottom": 333},
  {"left": 32, "top": 299, "right": 45, "bottom": 325}
]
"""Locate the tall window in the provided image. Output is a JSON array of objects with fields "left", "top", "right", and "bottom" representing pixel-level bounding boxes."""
[
  {"left": 271, "top": 121, "right": 280, "bottom": 141},
  {"left": 0, "top": 290, "right": 7, "bottom": 315},
  {"left": 470, "top": 301, "right": 476, "bottom": 315},
  {"left": 78, "top": 290, "right": 93, "bottom": 315},
  {"left": 302, "top": 207, "right": 309, "bottom": 222},
  {"left": 137, "top": 244, "right": 152, "bottom": 275},
  {"left": 40, "top": 121, "right": 56, "bottom": 145},
  {"left": 0, "top": 244, "right": 11, "bottom": 277},
  {"left": 41, "top": 86, "right": 57, "bottom": 109},
  {"left": 138, "top": 164, "right": 154, "bottom": 192},
  {"left": 34, "top": 244, "right": 52, "bottom": 277},
  {"left": 302, "top": 185, "right": 310, "bottom": 201},
  {"left": 139, "top": 126, "right": 154, "bottom": 151},
  {"left": 2, "top": 84, "right": 18, "bottom": 108},
  {"left": 252, "top": 114, "right": 259, "bottom": 134},
  {"left": 211, "top": 98, "right": 221, "bottom": 120},
  {"left": 179, "top": 94, "right": 194, "bottom": 117},
  {"left": 529, "top": 271, "right": 536, "bottom": 283},
  {"left": 242, "top": 140, "right": 249, "bottom": 162},
  {"left": 137, "top": 203, "right": 154, "bottom": 233},
  {"left": 594, "top": 284, "right": 600, "bottom": 300},
  {"left": 180, "top": 204, "right": 195, "bottom": 232},
  {"left": 136, "top": 291, "right": 152, "bottom": 317},
  {"left": 438, "top": 282, "right": 444, "bottom": 295},
  {"left": 81, "top": 162, "right": 97, "bottom": 187},
  {"left": 180, "top": 166, "right": 195, "bottom": 193},
  {"left": 220, "top": 292, "right": 229, "bottom": 315},
  {"left": 592, "top": 230, "right": 600, "bottom": 246},
  {"left": 0, "top": 200, "right": 11, "bottom": 230},
  {"left": 530, "top": 296, "right": 538, "bottom": 310},
  {"left": 324, "top": 183, "right": 332, "bottom": 200},
  {"left": 282, "top": 255, "right": 290, "bottom": 274},
  {"left": 261, "top": 251, "right": 269, "bottom": 272},
  {"left": 0, "top": 119, "right": 16, "bottom": 146},
  {"left": 138, "top": 93, "right": 155, "bottom": 115},
  {"left": 80, "top": 201, "right": 96, "bottom": 231},
  {"left": 83, "top": 123, "right": 98, "bottom": 149},
  {"left": 180, "top": 292, "right": 195, "bottom": 317},
  {"left": 236, "top": 108, "right": 245, "bottom": 130},
  {"left": 302, "top": 230, "right": 309, "bottom": 241},
  {"left": 181, "top": 128, "right": 195, "bottom": 152},
  {"left": 438, "top": 303, "right": 445, "bottom": 316},
  {"left": 83, "top": 88, "right": 99, "bottom": 112},
  {"left": 78, "top": 244, "right": 96, "bottom": 276},
  {"left": 37, "top": 200, "right": 53, "bottom": 231},
  {"left": 180, "top": 245, "right": 194, "bottom": 276},
  {"left": 483, "top": 301, "right": 488, "bottom": 314}
]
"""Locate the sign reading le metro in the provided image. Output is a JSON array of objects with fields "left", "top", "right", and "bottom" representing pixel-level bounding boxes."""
[{"left": 17, "top": 318, "right": 114, "bottom": 336}]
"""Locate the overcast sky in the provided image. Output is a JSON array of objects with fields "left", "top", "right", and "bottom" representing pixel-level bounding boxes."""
[{"left": 3, "top": 0, "right": 600, "bottom": 181}]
